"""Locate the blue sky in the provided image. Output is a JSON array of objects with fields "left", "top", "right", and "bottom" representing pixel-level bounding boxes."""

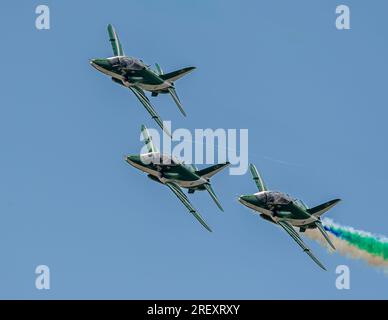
[{"left": 0, "top": 0, "right": 387, "bottom": 299}]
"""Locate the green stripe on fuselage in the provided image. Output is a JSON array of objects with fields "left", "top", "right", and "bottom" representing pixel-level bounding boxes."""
[
  {"left": 158, "top": 165, "right": 200, "bottom": 182},
  {"left": 275, "top": 202, "right": 311, "bottom": 220},
  {"left": 127, "top": 68, "right": 164, "bottom": 85},
  {"left": 129, "top": 157, "right": 200, "bottom": 182},
  {"left": 108, "top": 65, "right": 164, "bottom": 85}
]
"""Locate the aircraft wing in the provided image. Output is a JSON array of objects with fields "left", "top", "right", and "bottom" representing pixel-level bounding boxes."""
[
  {"left": 107, "top": 24, "right": 124, "bottom": 56},
  {"left": 249, "top": 164, "right": 267, "bottom": 192},
  {"left": 141, "top": 125, "right": 158, "bottom": 153},
  {"left": 129, "top": 86, "right": 172, "bottom": 137},
  {"left": 277, "top": 220, "right": 326, "bottom": 270},
  {"left": 165, "top": 182, "right": 212, "bottom": 232}
]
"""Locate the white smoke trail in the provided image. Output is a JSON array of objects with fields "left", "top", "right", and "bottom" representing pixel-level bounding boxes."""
[{"left": 304, "top": 220, "right": 388, "bottom": 273}]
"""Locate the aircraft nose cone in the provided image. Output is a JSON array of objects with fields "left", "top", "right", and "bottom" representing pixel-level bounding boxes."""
[
  {"left": 238, "top": 195, "right": 257, "bottom": 205},
  {"left": 126, "top": 155, "right": 141, "bottom": 165},
  {"left": 90, "top": 58, "right": 110, "bottom": 69}
]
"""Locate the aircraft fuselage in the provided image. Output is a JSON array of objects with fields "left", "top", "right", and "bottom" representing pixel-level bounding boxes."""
[
  {"left": 126, "top": 154, "right": 208, "bottom": 189},
  {"left": 90, "top": 56, "right": 172, "bottom": 93},
  {"left": 239, "top": 191, "right": 319, "bottom": 227}
]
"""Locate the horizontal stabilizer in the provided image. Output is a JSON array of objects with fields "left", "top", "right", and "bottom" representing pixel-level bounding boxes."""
[
  {"left": 307, "top": 199, "right": 341, "bottom": 218},
  {"left": 315, "top": 221, "right": 336, "bottom": 250},
  {"left": 204, "top": 183, "right": 224, "bottom": 212},
  {"left": 160, "top": 67, "right": 196, "bottom": 83},
  {"left": 196, "top": 162, "right": 230, "bottom": 179},
  {"left": 168, "top": 87, "right": 187, "bottom": 117}
]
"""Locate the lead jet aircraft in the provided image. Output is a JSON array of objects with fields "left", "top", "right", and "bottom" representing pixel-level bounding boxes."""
[
  {"left": 239, "top": 164, "right": 341, "bottom": 270},
  {"left": 90, "top": 24, "right": 195, "bottom": 137},
  {"left": 126, "top": 125, "right": 230, "bottom": 232}
]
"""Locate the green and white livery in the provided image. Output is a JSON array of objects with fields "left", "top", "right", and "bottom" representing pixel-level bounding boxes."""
[
  {"left": 239, "top": 164, "right": 341, "bottom": 270},
  {"left": 126, "top": 126, "right": 230, "bottom": 232},
  {"left": 90, "top": 24, "right": 196, "bottom": 137}
]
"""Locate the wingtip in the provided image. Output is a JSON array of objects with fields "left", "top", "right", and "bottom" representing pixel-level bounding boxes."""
[
  {"left": 161, "top": 125, "right": 172, "bottom": 138},
  {"left": 202, "top": 222, "right": 213, "bottom": 233},
  {"left": 215, "top": 197, "right": 225, "bottom": 212},
  {"left": 164, "top": 130, "right": 172, "bottom": 139},
  {"left": 314, "top": 257, "right": 327, "bottom": 271},
  {"left": 312, "top": 256, "right": 327, "bottom": 271}
]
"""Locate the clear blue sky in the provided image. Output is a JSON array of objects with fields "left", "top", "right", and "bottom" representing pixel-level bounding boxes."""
[{"left": 0, "top": 0, "right": 387, "bottom": 299}]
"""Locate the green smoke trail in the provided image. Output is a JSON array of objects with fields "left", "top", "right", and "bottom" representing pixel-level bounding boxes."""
[{"left": 322, "top": 219, "right": 388, "bottom": 260}]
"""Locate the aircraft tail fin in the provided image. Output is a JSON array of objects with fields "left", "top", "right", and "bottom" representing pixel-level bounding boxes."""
[
  {"left": 307, "top": 199, "right": 341, "bottom": 218},
  {"left": 196, "top": 162, "right": 230, "bottom": 179},
  {"left": 160, "top": 67, "right": 196, "bottom": 83}
]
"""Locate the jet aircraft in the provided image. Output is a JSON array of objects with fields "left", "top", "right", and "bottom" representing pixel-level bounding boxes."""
[
  {"left": 90, "top": 24, "right": 195, "bottom": 136},
  {"left": 125, "top": 125, "right": 230, "bottom": 232},
  {"left": 239, "top": 164, "right": 341, "bottom": 270}
]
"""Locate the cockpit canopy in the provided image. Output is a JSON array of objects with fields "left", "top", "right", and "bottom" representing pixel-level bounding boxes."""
[
  {"left": 140, "top": 152, "right": 180, "bottom": 166},
  {"left": 255, "top": 191, "right": 293, "bottom": 205},
  {"left": 107, "top": 56, "right": 145, "bottom": 70}
]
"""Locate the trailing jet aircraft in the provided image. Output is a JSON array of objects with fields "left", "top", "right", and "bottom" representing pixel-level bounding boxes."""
[
  {"left": 238, "top": 164, "right": 341, "bottom": 270},
  {"left": 90, "top": 24, "right": 195, "bottom": 137},
  {"left": 125, "top": 125, "right": 230, "bottom": 232}
]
